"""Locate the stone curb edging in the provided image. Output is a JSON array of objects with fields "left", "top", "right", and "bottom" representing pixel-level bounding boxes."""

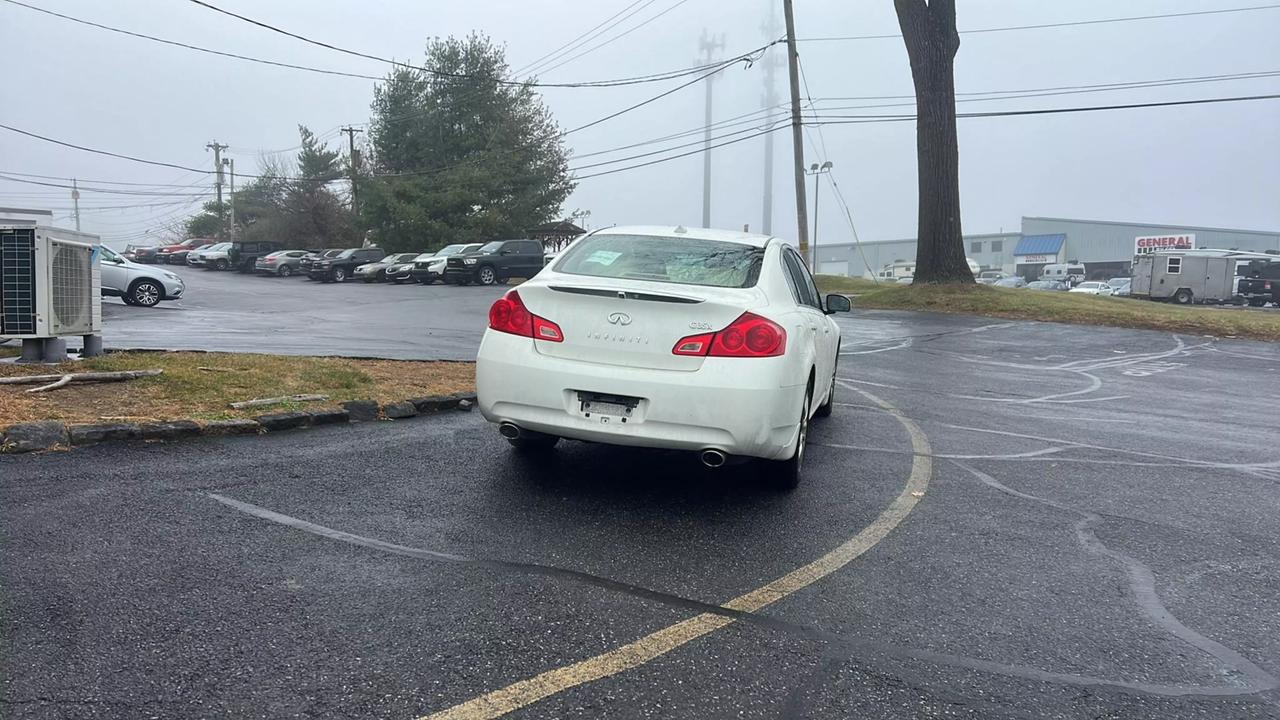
[{"left": 0, "top": 393, "right": 477, "bottom": 454}]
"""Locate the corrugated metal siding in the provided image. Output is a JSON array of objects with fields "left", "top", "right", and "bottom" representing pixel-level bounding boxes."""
[
  {"left": 1013, "top": 234, "right": 1065, "bottom": 255},
  {"left": 1022, "top": 218, "right": 1280, "bottom": 263}
]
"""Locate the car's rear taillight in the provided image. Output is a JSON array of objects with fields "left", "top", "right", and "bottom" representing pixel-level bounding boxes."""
[
  {"left": 488, "top": 290, "right": 563, "bottom": 342},
  {"left": 672, "top": 312, "right": 786, "bottom": 358}
]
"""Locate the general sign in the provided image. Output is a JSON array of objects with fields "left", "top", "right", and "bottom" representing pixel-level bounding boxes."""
[
  {"left": 1017, "top": 254, "right": 1055, "bottom": 263},
  {"left": 1135, "top": 234, "right": 1195, "bottom": 255}
]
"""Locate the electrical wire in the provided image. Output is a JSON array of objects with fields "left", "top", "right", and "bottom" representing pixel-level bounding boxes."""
[
  {"left": 183, "top": 0, "right": 758, "bottom": 88},
  {"left": 0, "top": 0, "right": 760, "bottom": 89},
  {"left": 798, "top": 3, "right": 1280, "bottom": 42},
  {"left": 530, "top": 0, "right": 694, "bottom": 78},
  {"left": 571, "top": 125, "right": 788, "bottom": 180},
  {"left": 803, "top": 93, "right": 1280, "bottom": 124},
  {"left": 512, "top": 0, "right": 654, "bottom": 77}
]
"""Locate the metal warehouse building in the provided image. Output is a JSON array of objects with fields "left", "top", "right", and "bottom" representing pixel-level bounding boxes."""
[{"left": 814, "top": 216, "right": 1280, "bottom": 281}]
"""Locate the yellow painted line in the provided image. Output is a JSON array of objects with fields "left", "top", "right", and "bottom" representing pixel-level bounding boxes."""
[{"left": 419, "top": 387, "right": 932, "bottom": 720}]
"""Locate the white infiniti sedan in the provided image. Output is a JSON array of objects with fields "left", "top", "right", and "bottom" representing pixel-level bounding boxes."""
[{"left": 475, "top": 225, "right": 850, "bottom": 489}]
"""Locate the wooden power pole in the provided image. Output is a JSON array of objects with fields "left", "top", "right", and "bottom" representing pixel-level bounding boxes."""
[
  {"left": 341, "top": 127, "right": 363, "bottom": 215},
  {"left": 782, "top": 0, "right": 809, "bottom": 265}
]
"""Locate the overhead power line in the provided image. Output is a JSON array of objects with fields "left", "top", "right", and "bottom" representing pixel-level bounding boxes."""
[
  {"left": 798, "top": 3, "right": 1280, "bottom": 42},
  {"left": 513, "top": 0, "right": 657, "bottom": 77},
  {"left": 804, "top": 93, "right": 1280, "bottom": 124},
  {"left": 182, "top": 0, "right": 753, "bottom": 88},
  {"left": 1, "top": 0, "right": 761, "bottom": 89},
  {"left": 531, "top": 0, "right": 695, "bottom": 78},
  {"left": 0, "top": 174, "right": 211, "bottom": 197},
  {"left": 9, "top": 92, "right": 1276, "bottom": 188}
]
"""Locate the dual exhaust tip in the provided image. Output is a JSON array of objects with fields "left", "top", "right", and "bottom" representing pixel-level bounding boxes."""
[{"left": 500, "top": 422, "right": 728, "bottom": 469}]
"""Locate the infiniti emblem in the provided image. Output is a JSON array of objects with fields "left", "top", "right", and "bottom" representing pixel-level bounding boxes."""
[{"left": 607, "top": 312, "right": 633, "bottom": 326}]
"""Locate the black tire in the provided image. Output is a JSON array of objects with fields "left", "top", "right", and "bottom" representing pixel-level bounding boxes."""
[
  {"left": 762, "top": 386, "right": 811, "bottom": 491},
  {"left": 507, "top": 432, "right": 559, "bottom": 453},
  {"left": 214, "top": 259, "right": 230, "bottom": 271},
  {"left": 332, "top": 267, "right": 347, "bottom": 283},
  {"left": 1173, "top": 288, "right": 1193, "bottom": 305},
  {"left": 815, "top": 360, "right": 837, "bottom": 419},
  {"left": 278, "top": 265, "right": 293, "bottom": 277},
  {"left": 129, "top": 279, "right": 163, "bottom": 308},
  {"left": 121, "top": 294, "right": 139, "bottom": 306},
  {"left": 1248, "top": 298, "right": 1267, "bottom": 307},
  {"left": 476, "top": 265, "right": 498, "bottom": 286}
]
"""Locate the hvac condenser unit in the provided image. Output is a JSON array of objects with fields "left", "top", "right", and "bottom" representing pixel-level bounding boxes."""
[{"left": 0, "top": 224, "right": 102, "bottom": 340}]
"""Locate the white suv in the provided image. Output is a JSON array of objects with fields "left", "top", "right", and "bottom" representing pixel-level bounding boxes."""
[{"left": 99, "top": 246, "right": 186, "bottom": 307}]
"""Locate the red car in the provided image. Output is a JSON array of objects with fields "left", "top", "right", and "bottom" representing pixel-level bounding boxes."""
[{"left": 155, "top": 238, "right": 215, "bottom": 265}]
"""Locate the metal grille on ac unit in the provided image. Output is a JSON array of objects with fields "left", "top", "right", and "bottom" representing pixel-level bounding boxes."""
[
  {"left": 50, "top": 241, "right": 94, "bottom": 334},
  {"left": 0, "top": 227, "right": 37, "bottom": 335}
]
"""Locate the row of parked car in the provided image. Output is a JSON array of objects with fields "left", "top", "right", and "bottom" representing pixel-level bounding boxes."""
[
  {"left": 975, "top": 272, "right": 1132, "bottom": 296},
  {"left": 127, "top": 237, "right": 551, "bottom": 285}
]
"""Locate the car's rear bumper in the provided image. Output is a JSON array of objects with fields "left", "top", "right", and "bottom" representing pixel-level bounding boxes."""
[{"left": 476, "top": 330, "right": 804, "bottom": 460}]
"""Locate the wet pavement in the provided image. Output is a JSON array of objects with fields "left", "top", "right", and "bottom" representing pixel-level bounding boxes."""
[
  {"left": 101, "top": 265, "right": 506, "bottom": 360},
  {"left": 3, "top": 300, "right": 1280, "bottom": 719}
]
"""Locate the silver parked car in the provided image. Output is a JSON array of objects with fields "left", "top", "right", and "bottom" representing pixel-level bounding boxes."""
[
  {"left": 254, "top": 250, "right": 309, "bottom": 277},
  {"left": 1026, "top": 280, "right": 1069, "bottom": 291},
  {"left": 355, "top": 252, "right": 423, "bottom": 283}
]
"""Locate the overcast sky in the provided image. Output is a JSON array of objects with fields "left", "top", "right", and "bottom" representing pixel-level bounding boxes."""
[{"left": 3, "top": 0, "right": 1278, "bottom": 247}]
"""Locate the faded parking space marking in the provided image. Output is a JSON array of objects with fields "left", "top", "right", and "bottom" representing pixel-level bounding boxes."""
[{"left": 419, "top": 388, "right": 932, "bottom": 720}]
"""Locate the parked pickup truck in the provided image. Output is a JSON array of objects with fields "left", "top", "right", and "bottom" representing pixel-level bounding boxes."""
[
  {"left": 1239, "top": 260, "right": 1279, "bottom": 307},
  {"left": 443, "top": 239, "right": 545, "bottom": 286}
]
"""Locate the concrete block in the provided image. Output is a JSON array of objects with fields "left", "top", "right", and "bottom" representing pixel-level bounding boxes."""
[
  {"left": 254, "top": 412, "right": 312, "bottom": 432},
  {"left": 202, "top": 419, "right": 262, "bottom": 435},
  {"left": 140, "top": 421, "right": 202, "bottom": 441},
  {"left": 382, "top": 401, "right": 418, "bottom": 419},
  {"left": 2, "top": 421, "right": 69, "bottom": 453},
  {"left": 308, "top": 409, "right": 350, "bottom": 426},
  {"left": 342, "top": 399, "right": 380, "bottom": 422},
  {"left": 68, "top": 423, "right": 143, "bottom": 446}
]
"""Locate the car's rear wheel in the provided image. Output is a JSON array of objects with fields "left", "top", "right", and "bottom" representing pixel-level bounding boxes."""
[
  {"left": 214, "top": 259, "right": 230, "bottom": 271},
  {"left": 332, "top": 267, "right": 347, "bottom": 283},
  {"left": 130, "top": 279, "right": 163, "bottom": 308},
  {"left": 763, "top": 387, "right": 811, "bottom": 491},
  {"left": 815, "top": 362, "right": 837, "bottom": 419},
  {"left": 477, "top": 265, "right": 497, "bottom": 285},
  {"left": 278, "top": 265, "right": 293, "bottom": 277}
]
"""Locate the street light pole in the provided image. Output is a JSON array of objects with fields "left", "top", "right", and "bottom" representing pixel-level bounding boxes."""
[{"left": 804, "top": 161, "right": 833, "bottom": 270}]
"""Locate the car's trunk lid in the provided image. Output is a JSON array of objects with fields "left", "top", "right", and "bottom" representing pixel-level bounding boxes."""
[{"left": 518, "top": 277, "right": 764, "bottom": 372}]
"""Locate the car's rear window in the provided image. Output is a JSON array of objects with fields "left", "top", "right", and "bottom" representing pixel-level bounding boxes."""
[{"left": 554, "top": 234, "right": 763, "bottom": 288}]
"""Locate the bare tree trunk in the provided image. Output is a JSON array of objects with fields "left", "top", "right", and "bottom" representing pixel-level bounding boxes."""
[{"left": 895, "top": 0, "right": 972, "bottom": 284}]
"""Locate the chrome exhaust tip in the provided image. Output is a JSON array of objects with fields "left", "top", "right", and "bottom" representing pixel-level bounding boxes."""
[
  {"left": 498, "top": 422, "right": 521, "bottom": 440},
  {"left": 700, "top": 449, "right": 727, "bottom": 468}
]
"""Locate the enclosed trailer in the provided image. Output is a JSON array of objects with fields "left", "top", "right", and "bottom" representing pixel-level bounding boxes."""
[{"left": 1131, "top": 252, "right": 1239, "bottom": 305}]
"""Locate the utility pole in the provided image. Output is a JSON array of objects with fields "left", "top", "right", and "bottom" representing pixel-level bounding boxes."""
[
  {"left": 206, "top": 141, "right": 227, "bottom": 207},
  {"left": 761, "top": 6, "right": 783, "bottom": 235},
  {"left": 805, "top": 161, "right": 833, "bottom": 268},
  {"left": 222, "top": 158, "right": 236, "bottom": 242},
  {"left": 71, "top": 178, "right": 81, "bottom": 231},
  {"left": 782, "top": 0, "right": 810, "bottom": 265},
  {"left": 340, "top": 127, "right": 363, "bottom": 215},
  {"left": 698, "top": 29, "right": 724, "bottom": 229}
]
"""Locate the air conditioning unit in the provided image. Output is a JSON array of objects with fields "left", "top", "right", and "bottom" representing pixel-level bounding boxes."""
[{"left": 1, "top": 224, "right": 102, "bottom": 341}]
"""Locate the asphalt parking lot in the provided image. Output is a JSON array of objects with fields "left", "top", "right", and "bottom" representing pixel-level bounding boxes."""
[
  {"left": 100, "top": 266, "right": 507, "bottom": 360},
  {"left": 4, "top": 281, "right": 1280, "bottom": 718}
]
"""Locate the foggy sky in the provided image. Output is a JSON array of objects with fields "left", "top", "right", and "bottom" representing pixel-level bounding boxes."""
[{"left": 3, "top": 0, "right": 1278, "bottom": 248}]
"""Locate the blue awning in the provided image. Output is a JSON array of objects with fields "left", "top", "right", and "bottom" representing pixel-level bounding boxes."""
[{"left": 1014, "top": 234, "right": 1065, "bottom": 256}]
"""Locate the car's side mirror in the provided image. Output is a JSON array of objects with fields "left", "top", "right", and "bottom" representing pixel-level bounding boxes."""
[{"left": 824, "top": 294, "right": 852, "bottom": 314}]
